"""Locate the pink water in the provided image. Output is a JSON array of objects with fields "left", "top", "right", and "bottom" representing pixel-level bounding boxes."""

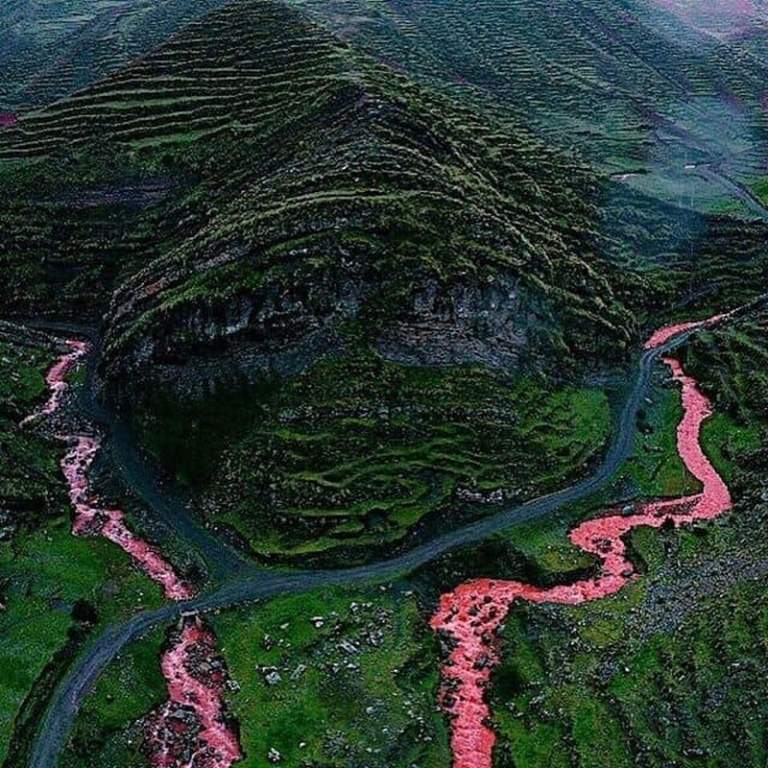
[
  {"left": 61, "top": 433, "right": 193, "bottom": 600},
  {"left": 146, "top": 619, "right": 243, "bottom": 768},
  {"left": 27, "top": 339, "right": 191, "bottom": 600},
  {"left": 643, "top": 311, "right": 730, "bottom": 350},
  {"left": 0, "top": 112, "right": 17, "bottom": 128},
  {"left": 29, "top": 339, "right": 242, "bottom": 768},
  {"left": 21, "top": 340, "right": 89, "bottom": 426},
  {"left": 430, "top": 317, "right": 733, "bottom": 768}
]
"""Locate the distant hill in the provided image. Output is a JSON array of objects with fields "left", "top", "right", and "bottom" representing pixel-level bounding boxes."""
[
  {"left": 0, "top": 0, "right": 640, "bottom": 394},
  {"left": 288, "top": 0, "right": 768, "bottom": 209},
  {"left": 0, "top": 0, "right": 229, "bottom": 111},
  {"left": 654, "top": 0, "right": 768, "bottom": 37}
]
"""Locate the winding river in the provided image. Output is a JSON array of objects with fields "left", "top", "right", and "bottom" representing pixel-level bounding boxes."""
[
  {"left": 23, "top": 299, "right": 762, "bottom": 768},
  {"left": 24, "top": 340, "right": 241, "bottom": 768},
  {"left": 430, "top": 315, "right": 732, "bottom": 768}
]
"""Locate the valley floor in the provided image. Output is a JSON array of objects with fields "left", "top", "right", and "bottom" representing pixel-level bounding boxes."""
[{"left": 3, "top": 299, "right": 766, "bottom": 768}]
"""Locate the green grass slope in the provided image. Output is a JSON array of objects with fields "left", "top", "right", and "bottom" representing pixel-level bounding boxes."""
[
  {"left": 483, "top": 304, "right": 768, "bottom": 768},
  {"left": 133, "top": 353, "right": 610, "bottom": 561},
  {"left": 0, "top": 326, "right": 164, "bottom": 767}
]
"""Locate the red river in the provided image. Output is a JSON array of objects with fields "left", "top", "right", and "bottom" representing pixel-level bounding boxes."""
[
  {"left": 26, "top": 310, "right": 732, "bottom": 768},
  {"left": 430, "top": 314, "right": 733, "bottom": 768},
  {"left": 26, "top": 339, "right": 242, "bottom": 768},
  {"left": 146, "top": 621, "right": 242, "bottom": 768}
]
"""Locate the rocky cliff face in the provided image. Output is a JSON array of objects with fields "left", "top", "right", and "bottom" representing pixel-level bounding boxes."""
[
  {"left": 106, "top": 270, "right": 370, "bottom": 399},
  {"left": 104, "top": 272, "right": 548, "bottom": 401},
  {"left": 377, "top": 277, "right": 541, "bottom": 371}
]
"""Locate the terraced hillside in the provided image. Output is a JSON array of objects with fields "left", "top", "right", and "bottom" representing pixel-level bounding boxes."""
[
  {"left": 0, "top": 0, "right": 229, "bottom": 112},
  {"left": 4, "top": 0, "right": 767, "bottom": 383},
  {"left": 3, "top": 0, "right": 768, "bottom": 564},
  {"left": 0, "top": 160, "right": 173, "bottom": 320},
  {"left": 290, "top": 0, "right": 768, "bottom": 209},
  {"left": 7, "top": 7, "right": 768, "bottom": 767},
  {"left": 684, "top": 306, "right": 768, "bottom": 420},
  {"left": 0, "top": 0, "right": 638, "bottom": 392},
  {"left": 132, "top": 354, "right": 611, "bottom": 561},
  {"left": 597, "top": 185, "right": 768, "bottom": 313}
]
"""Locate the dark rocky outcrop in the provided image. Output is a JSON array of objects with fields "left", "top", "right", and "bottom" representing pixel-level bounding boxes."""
[
  {"left": 377, "top": 277, "right": 545, "bottom": 370},
  {"left": 1, "top": 0, "right": 635, "bottom": 403}
]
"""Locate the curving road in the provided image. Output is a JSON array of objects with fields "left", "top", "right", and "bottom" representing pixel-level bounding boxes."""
[
  {"left": 695, "top": 164, "right": 768, "bottom": 222},
  {"left": 26, "top": 294, "right": 768, "bottom": 768},
  {"left": 24, "top": 322, "right": 255, "bottom": 580}
]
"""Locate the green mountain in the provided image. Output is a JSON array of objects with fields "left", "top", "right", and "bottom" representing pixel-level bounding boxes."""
[
  {"left": 0, "top": 0, "right": 229, "bottom": 111},
  {"left": 1, "top": 0, "right": 767, "bottom": 561},
  {"left": 289, "top": 0, "right": 768, "bottom": 209},
  {"left": 6, "top": 8, "right": 768, "bottom": 768},
  {"left": 0, "top": 0, "right": 637, "bottom": 392}
]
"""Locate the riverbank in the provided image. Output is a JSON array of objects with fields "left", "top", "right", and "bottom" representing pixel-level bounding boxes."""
[{"left": 22, "top": 294, "right": 768, "bottom": 768}]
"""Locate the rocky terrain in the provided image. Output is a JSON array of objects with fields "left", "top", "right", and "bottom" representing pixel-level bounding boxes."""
[{"left": 3, "top": 3, "right": 768, "bottom": 768}]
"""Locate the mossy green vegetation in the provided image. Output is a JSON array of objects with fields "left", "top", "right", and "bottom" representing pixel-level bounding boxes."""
[
  {"left": 133, "top": 378, "right": 281, "bottom": 488},
  {"left": 617, "top": 385, "right": 696, "bottom": 499},
  {"left": 0, "top": 523, "right": 165, "bottom": 765},
  {"left": 484, "top": 307, "right": 768, "bottom": 768},
  {"left": 213, "top": 586, "right": 449, "bottom": 768},
  {"left": 0, "top": 330, "right": 164, "bottom": 766},
  {"left": 59, "top": 630, "right": 165, "bottom": 768},
  {"left": 0, "top": 154, "right": 181, "bottom": 319},
  {"left": 61, "top": 584, "right": 450, "bottom": 768},
  {"left": 700, "top": 412, "right": 760, "bottom": 483},
  {"left": 749, "top": 177, "right": 768, "bottom": 205},
  {"left": 684, "top": 314, "right": 768, "bottom": 424},
  {"left": 136, "top": 353, "right": 610, "bottom": 560},
  {"left": 0, "top": 338, "right": 60, "bottom": 520},
  {"left": 491, "top": 574, "right": 768, "bottom": 768}
]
